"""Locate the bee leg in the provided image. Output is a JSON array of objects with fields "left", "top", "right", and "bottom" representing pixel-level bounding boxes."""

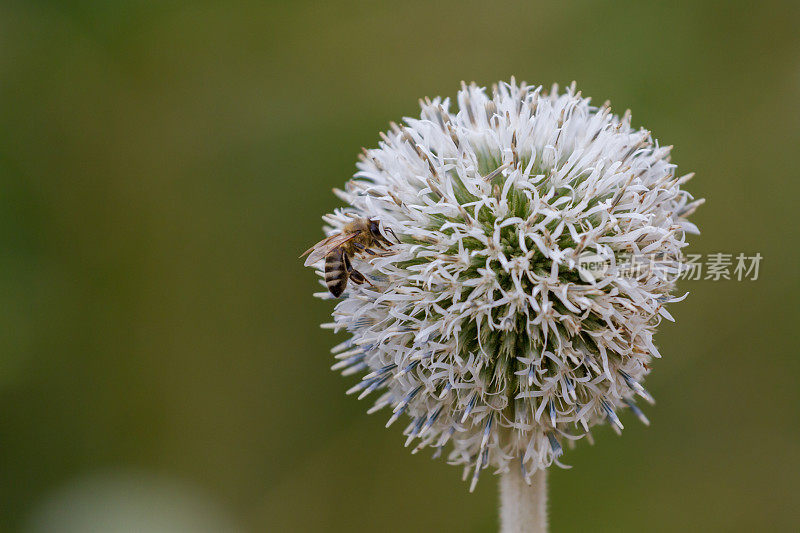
[
  {"left": 349, "top": 269, "right": 367, "bottom": 284},
  {"left": 343, "top": 253, "right": 361, "bottom": 283},
  {"left": 352, "top": 270, "right": 376, "bottom": 288},
  {"left": 373, "top": 247, "right": 397, "bottom": 258},
  {"left": 353, "top": 242, "right": 383, "bottom": 259},
  {"left": 384, "top": 228, "right": 399, "bottom": 244},
  {"left": 344, "top": 254, "right": 375, "bottom": 288},
  {"left": 353, "top": 243, "right": 373, "bottom": 255}
]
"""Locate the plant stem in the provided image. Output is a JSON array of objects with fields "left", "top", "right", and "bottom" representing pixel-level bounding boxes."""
[{"left": 499, "top": 464, "right": 548, "bottom": 533}]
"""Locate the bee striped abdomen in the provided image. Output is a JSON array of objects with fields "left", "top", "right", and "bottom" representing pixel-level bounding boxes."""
[{"left": 325, "top": 248, "right": 348, "bottom": 297}]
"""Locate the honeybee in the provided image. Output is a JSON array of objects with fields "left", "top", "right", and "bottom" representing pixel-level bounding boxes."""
[{"left": 301, "top": 217, "right": 397, "bottom": 297}]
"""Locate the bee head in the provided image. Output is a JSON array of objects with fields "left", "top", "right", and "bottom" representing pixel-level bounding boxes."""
[
  {"left": 367, "top": 218, "right": 398, "bottom": 244},
  {"left": 368, "top": 218, "right": 382, "bottom": 237}
]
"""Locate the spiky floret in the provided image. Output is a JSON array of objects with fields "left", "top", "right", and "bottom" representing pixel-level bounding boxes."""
[{"left": 313, "top": 80, "right": 701, "bottom": 491}]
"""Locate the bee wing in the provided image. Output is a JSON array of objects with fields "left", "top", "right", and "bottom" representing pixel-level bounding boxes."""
[
  {"left": 301, "top": 231, "right": 361, "bottom": 266},
  {"left": 300, "top": 234, "right": 334, "bottom": 258}
]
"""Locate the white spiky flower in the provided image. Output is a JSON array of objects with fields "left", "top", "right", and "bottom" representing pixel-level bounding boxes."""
[{"left": 312, "top": 79, "right": 701, "bottom": 491}]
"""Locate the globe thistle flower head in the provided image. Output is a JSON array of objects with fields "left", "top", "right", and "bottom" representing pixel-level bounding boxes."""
[{"left": 314, "top": 79, "right": 701, "bottom": 491}]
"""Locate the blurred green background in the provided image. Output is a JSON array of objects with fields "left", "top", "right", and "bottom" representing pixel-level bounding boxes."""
[{"left": 1, "top": 1, "right": 798, "bottom": 531}]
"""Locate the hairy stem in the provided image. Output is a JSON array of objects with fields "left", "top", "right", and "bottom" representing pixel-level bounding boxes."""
[{"left": 499, "top": 465, "right": 548, "bottom": 533}]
